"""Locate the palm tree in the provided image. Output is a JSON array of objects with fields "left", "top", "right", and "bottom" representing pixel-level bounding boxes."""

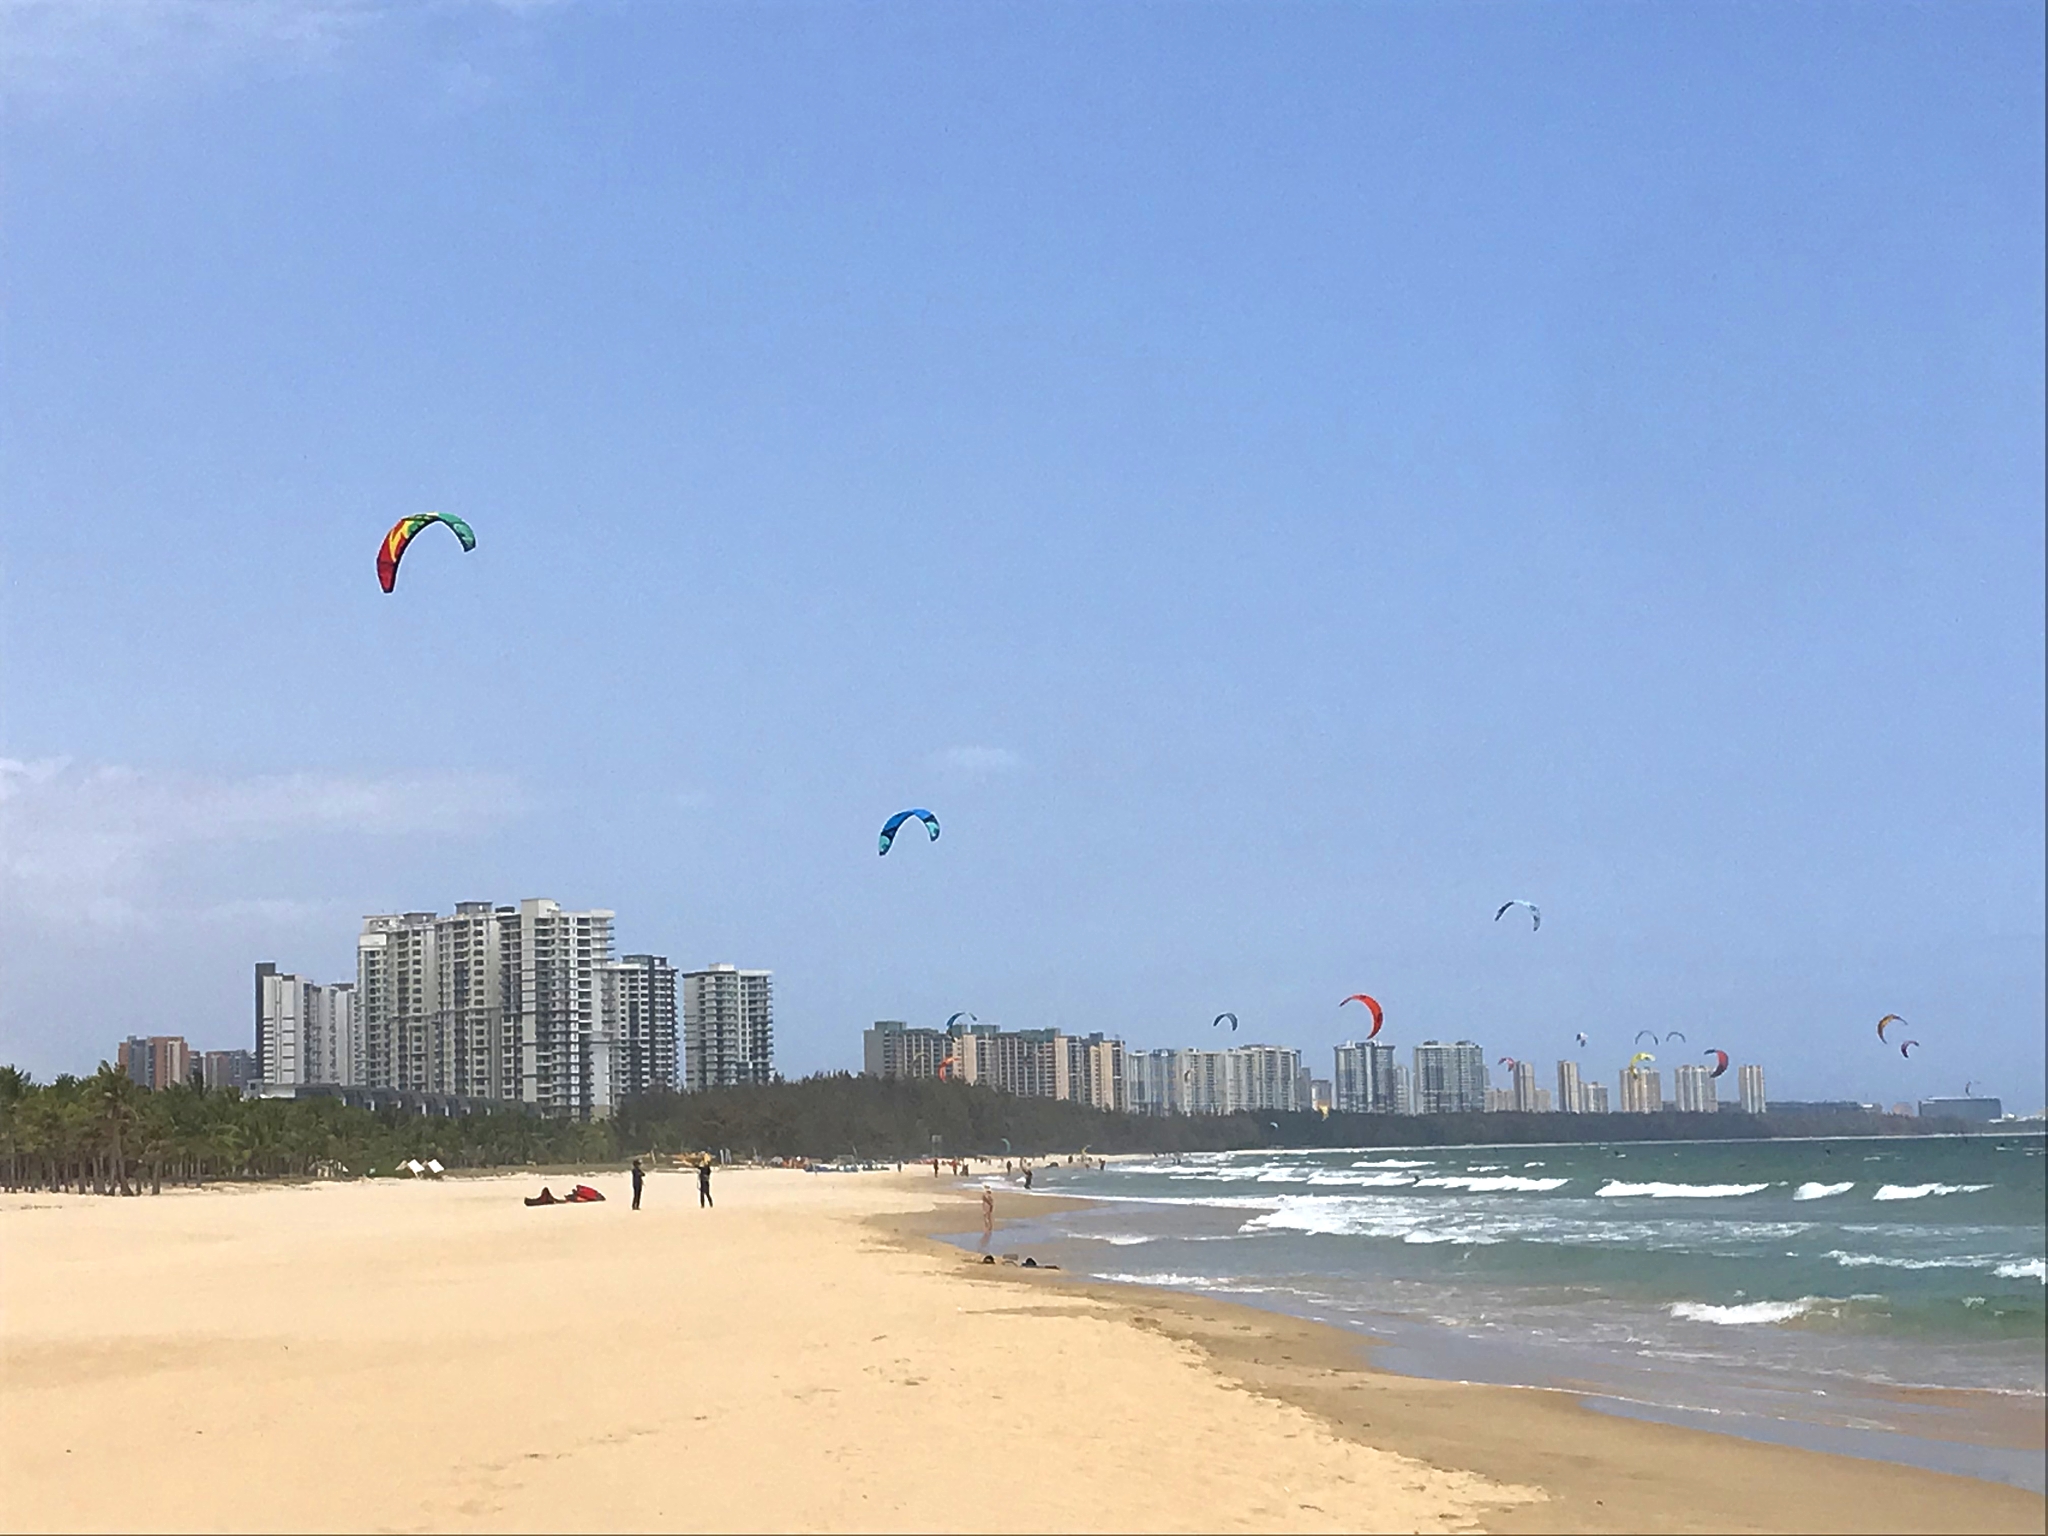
[{"left": 86, "top": 1063, "right": 142, "bottom": 1195}]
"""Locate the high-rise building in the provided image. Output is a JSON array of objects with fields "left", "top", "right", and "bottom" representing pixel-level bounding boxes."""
[
  {"left": 199, "top": 1049, "right": 258, "bottom": 1093},
  {"left": 1584, "top": 1080, "right": 1610, "bottom": 1114},
  {"left": 683, "top": 965, "right": 774, "bottom": 1090},
  {"left": 116, "top": 1035, "right": 190, "bottom": 1090},
  {"left": 1124, "top": 1048, "right": 1179, "bottom": 1114},
  {"left": 1391, "top": 1063, "right": 1413, "bottom": 1115},
  {"left": 1334, "top": 1040, "right": 1400, "bottom": 1113},
  {"left": 1620, "top": 1065, "right": 1663, "bottom": 1113},
  {"left": 1556, "top": 1059, "right": 1585, "bottom": 1114},
  {"left": 1673, "top": 1062, "right": 1718, "bottom": 1113},
  {"left": 1534, "top": 1087, "right": 1553, "bottom": 1113},
  {"left": 1511, "top": 1058, "right": 1540, "bottom": 1113},
  {"left": 863, "top": 1021, "right": 952, "bottom": 1080},
  {"left": 1737, "top": 1063, "right": 1766, "bottom": 1115},
  {"left": 1309, "top": 1079, "right": 1333, "bottom": 1114},
  {"left": 1121, "top": 1044, "right": 1300, "bottom": 1115},
  {"left": 600, "top": 954, "right": 678, "bottom": 1097},
  {"left": 956, "top": 1027, "right": 1060, "bottom": 1098},
  {"left": 355, "top": 899, "right": 624, "bottom": 1117},
  {"left": 255, "top": 965, "right": 360, "bottom": 1086},
  {"left": 1057, "top": 1033, "right": 1126, "bottom": 1112},
  {"left": 1413, "top": 1041, "right": 1485, "bottom": 1115}
]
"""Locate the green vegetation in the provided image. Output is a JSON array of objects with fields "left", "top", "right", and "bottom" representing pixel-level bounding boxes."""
[{"left": 0, "top": 1064, "right": 1952, "bottom": 1194}]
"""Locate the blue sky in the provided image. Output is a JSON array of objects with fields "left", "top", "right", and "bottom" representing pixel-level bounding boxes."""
[{"left": 2, "top": 1, "right": 2041, "bottom": 1108}]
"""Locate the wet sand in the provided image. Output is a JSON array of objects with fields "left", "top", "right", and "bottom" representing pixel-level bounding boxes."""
[{"left": 2, "top": 1169, "right": 2040, "bottom": 1533}]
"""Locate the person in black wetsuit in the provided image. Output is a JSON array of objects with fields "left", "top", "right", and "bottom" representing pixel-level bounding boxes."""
[
  {"left": 630, "top": 1158, "right": 644, "bottom": 1210},
  {"left": 697, "top": 1159, "right": 713, "bottom": 1208}
]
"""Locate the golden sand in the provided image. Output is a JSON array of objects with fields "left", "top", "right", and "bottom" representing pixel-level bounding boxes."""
[{"left": 1, "top": 1169, "right": 2039, "bottom": 1534}]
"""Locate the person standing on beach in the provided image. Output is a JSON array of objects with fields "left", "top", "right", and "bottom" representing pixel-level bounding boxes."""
[
  {"left": 630, "top": 1158, "right": 645, "bottom": 1211},
  {"left": 697, "top": 1159, "right": 713, "bottom": 1209},
  {"left": 1023, "top": 1165, "right": 1034, "bottom": 1190},
  {"left": 980, "top": 1187, "right": 994, "bottom": 1250}
]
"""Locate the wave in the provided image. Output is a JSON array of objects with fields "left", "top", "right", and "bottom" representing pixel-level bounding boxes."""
[
  {"left": 1097, "top": 1234, "right": 1157, "bottom": 1246},
  {"left": 1793, "top": 1181, "right": 1855, "bottom": 1201},
  {"left": 1670, "top": 1297, "right": 1824, "bottom": 1326},
  {"left": 1402, "top": 1229, "right": 1504, "bottom": 1245},
  {"left": 1306, "top": 1170, "right": 1419, "bottom": 1188},
  {"left": 1871, "top": 1183, "right": 1993, "bottom": 1201},
  {"left": 1597, "top": 1180, "right": 1770, "bottom": 1199},
  {"left": 1349, "top": 1158, "right": 1434, "bottom": 1169},
  {"left": 1994, "top": 1259, "right": 2046, "bottom": 1283},
  {"left": 1823, "top": 1250, "right": 1995, "bottom": 1271},
  {"left": 1414, "top": 1174, "right": 1571, "bottom": 1192}
]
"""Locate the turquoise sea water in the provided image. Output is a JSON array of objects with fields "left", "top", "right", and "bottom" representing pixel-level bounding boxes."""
[{"left": 981, "top": 1135, "right": 2046, "bottom": 1487}]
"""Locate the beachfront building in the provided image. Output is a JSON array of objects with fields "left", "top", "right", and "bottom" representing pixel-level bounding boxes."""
[
  {"left": 255, "top": 965, "right": 360, "bottom": 1087},
  {"left": 599, "top": 954, "right": 679, "bottom": 1097},
  {"left": 1555, "top": 1059, "right": 1585, "bottom": 1114},
  {"left": 1056, "top": 1033, "right": 1126, "bottom": 1112},
  {"left": 1673, "top": 1062, "right": 1718, "bottom": 1113},
  {"left": 956, "top": 1026, "right": 1059, "bottom": 1098},
  {"left": 1511, "top": 1058, "right": 1541, "bottom": 1112},
  {"left": 1583, "top": 1081, "right": 1610, "bottom": 1114},
  {"left": 200, "top": 1049, "right": 258, "bottom": 1092},
  {"left": 1918, "top": 1096, "right": 2002, "bottom": 1124},
  {"left": 354, "top": 900, "right": 627, "bottom": 1118},
  {"left": 1737, "top": 1063, "right": 1766, "bottom": 1115},
  {"left": 1620, "top": 1064, "right": 1663, "bottom": 1114},
  {"left": 1309, "top": 1078, "right": 1332, "bottom": 1114},
  {"left": 1124, "top": 1044, "right": 1301, "bottom": 1116},
  {"left": 116, "top": 1035, "right": 190, "bottom": 1090},
  {"left": 1391, "top": 1063, "right": 1413, "bottom": 1114},
  {"left": 1333, "top": 1040, "right": 1400, "bottom": 1113},
  {"left": 862, "top": 1021, "right": 953, "bottom": 1079},
  {"left": 683, "top": 964, "right": 774, "bottom": 1091},
  {"left": 1412, "top": 1041, "right": 1485, "bottom": 1115}
]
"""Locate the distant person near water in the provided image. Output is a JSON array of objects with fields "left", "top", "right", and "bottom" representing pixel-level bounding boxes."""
[
  {"left": 1023, "top": 1165, "right": 1034, "bottom": 1190},
  {"left": 631, "top": 1158, "right": 644, "bottom": 1211},
  {"left": 697, "top": 1159, "right": 713, "bottom": 1208},
  {"left": 981, "top": 1187, "right": 995, "bottom": 1250}
]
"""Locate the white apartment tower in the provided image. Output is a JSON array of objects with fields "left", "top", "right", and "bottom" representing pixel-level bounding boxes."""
[
  {"left": 1673, "top": 1062, "right": 1718, "bottom": 1113},
  {"left": 1511, "top": 1058, "right": 1541, "bottom": 1112},
  {"left": 1333, "top": 1040, "right": 1400, "bottom": 1113},
  {"left": 255, "top": 964, "right": 360, "bottom": 1087},
  {"left": 1556, "top": 1059, "right": 1585, "bottom": 1114},
  {"left": 1583, "top": 1080, "right": 1611, "bottom": 1114},
  {"left": 683, "top": 965, "right": 774, "bottom": 1090},
  {"left": 1413, "top": 1041, "right": 1486, "bottom": 1115},
  {"left": 1737, "top": 1063, "right": 1766, "bottom": 1115},
  {"left": 1620, "top": 1065, "right": 1663, "bottom": 1113},
  {"left": 599, "top": 954, "right": 679, "bottom": 1097},
  {"left": 1119, "top": 1045, "right": 1299, "bottom": 1115}
]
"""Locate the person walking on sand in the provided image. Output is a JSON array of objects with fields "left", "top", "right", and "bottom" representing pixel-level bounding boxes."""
[
  {"left": 631, "top": 1158, "right": 645, "bottom": 1211},
  {"left": 697, "top": 1158, "right": 713, "bottom": 1209},
  {"left": 980, "top": 1186, "right": 995, "bottom": 1250}
]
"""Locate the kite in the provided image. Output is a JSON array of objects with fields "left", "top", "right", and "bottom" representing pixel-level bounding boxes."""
[
  {"left": 1629, "top": 1051, "right": 1656, "bottom": 1068},
  {"left": 376, "top": 512, "right": 475, "bottom": 592},
  {"left": 1494, "top": 900, "right": 1541, "bottom": 930},
  {"left": 1877, "top": 1014, "right": 1906, "bottom": 1043},
  {"left": 1900, "top": 1040, "right": 1920, "bottom": 1059},
  {"left": 1575, "top": 1032, "right": 1589, "bottom": 1048},
  {"left": 945, "top": 1012, "right": 976, "bottom": 1030},
  {"left": 1341, "top": 994, "right": 1384, "bottom": 1039},
  {"left": 1704, "top": 1049, "right": 1729, "bottom": 1078},
  {"left": 1498, "top": 1056, "right": 1518, "bottom": 1069},
  {"left": 1634, "top": 1030, "right": 1659, "bottom": 1046},
  {"left": 1213, "top": 1012, "right": 1238, "bottom": 1032},
  {"left": 1666, "top": 1030, "right": 1688, "bottom": 1043},
  {"left": 878, "top": 808, "right": 940, "bottom": 856},
  {"left": 937, "top": 1056, "right": 957, "bottom": 1081}
]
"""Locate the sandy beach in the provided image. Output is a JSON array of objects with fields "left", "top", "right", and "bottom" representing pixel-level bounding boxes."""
[{"left": 2, "top": 1168, "right": 2041, "bottom": 1534}]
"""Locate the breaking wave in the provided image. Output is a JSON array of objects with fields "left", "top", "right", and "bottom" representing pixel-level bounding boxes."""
[
  {"left": 1793, "top": 1181, "right": 1855, "bottom": 1201},
  {"left": 1872, "top": 1183, "right": 1993, "bottom": 1201},
  {"left": 1597, "top": 1180, "right": 1771, "bottom": 1199}
]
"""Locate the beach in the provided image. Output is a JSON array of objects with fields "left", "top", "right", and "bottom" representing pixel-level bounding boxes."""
[{"left": 2, "top": 1168, "right": 2041, "bottom": 1535}]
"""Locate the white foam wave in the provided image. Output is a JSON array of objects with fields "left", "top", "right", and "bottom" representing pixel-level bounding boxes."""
[
  {"left": 1098, "top": 1272, "right": 1217, "bottom": 1287},
  {"left": 1793, "top": 1181, "right": 1855, "bottom": 1201},
  {"left": 1097, "top": 1234, "right": 1157, "bottom": 1246},
  {"left": 1872, "top": 1183, "right": 1992, "bottom": 1201},
  {"left": 1824, "top": 1250, "right": 1990, "bottom": 1271},
  {"left": 1306, "top": 1170, "right": 1418, "bottom": 1188},
  {"left": 1349, "top": 1158, "right": 1434, "bottom": 1169},
  {"left": 1994, "top": 1259, "right": 2046, "bottom": 1283},
  {"left": 1597, "top": 1180, "right": 1770, "bottom": 1199},
  {"left": 1670, "top": 1298, "right": 1823, "bottom": 1326},
  {"left": 1401, "top": 1229, "right": 1504, "bottom": 1245},
  {"left": 1415, "top": 1174, "right": 1570, "bottom": 1193}
]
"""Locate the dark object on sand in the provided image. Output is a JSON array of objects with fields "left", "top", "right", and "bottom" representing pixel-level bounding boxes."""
[{"left": 525, "top": 1183, "right": 605, "bottom": 1206}]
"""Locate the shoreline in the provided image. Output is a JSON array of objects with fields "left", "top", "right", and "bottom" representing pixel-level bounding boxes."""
[
  {"left": 887, "top": 1186, "right": 2046, "bottom": 1534},
  {"left": 4, "top": 1171, "right": 2042, "bottom": 1534}
]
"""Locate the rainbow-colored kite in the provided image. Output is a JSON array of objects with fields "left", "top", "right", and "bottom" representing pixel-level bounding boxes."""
[{"left": 377, "top": 512, "right": 476, "bottom": 592}]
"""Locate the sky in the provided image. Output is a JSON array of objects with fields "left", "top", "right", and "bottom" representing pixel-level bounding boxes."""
[{"left": 1, "top": 1, "right": 2041, "bottom": 1109}]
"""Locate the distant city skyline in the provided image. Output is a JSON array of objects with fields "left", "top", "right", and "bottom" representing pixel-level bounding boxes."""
[{"left": 3, "top": 4, "right": 2040, "bottom": 1110}]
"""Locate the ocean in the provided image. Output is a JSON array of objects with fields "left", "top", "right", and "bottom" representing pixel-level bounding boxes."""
[{"left": 974, "top": 1134, "right": 2047, "bottom": 1489}]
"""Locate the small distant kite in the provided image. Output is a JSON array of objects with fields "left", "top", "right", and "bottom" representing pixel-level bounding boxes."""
[
  {"left": 1498, "top": 1056, "right": 1518, "bottom": 1069},
  {"left": 1213, "top": 1012, "right": 1238, "bottom": 1032},
  {"left": 1900, "top": 1040, "right": 1920, "bottom": 1059},
  {"left": 1665, "top": 1030, "right": 1687, "bottom": 1043},
  {"left": 1877, "top": 1014, "right": 1906, "bottom": 1043},
  {"left": 936, "top": 1056, "right": 957, "bottom": 1081},
  {"left": 1704, "top": 1049, "right": 1729, "bottom": 1079},
  {"left": 1575, "top": 1032, "right": 1589, "bottom": 1048},
  {"left": 1341, "top": 994, "right": 1384, "bottom": 1039},
  {"left": 944, "top": 1012, "right": 976, "bottom": 1030},
  {"left": 1634, "top": 1030, "right": 1659, "bottom": 1046},
  {"left": 1494, "top": 900, "right": 1540, "bottom": 930},
  {"left": 1629, "top": 1051, "right": 1656, "bottom": 1068},
  {"left": 377, "top": 512, "right": 476, "bottom": 592},
  {"left": 878, "top": 808, "right": 940, "bottom": 856}
]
